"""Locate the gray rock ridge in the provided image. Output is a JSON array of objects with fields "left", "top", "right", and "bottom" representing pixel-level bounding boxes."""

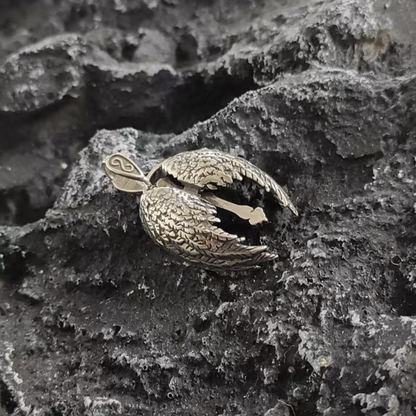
[
  {"left": 0, "top": 0, "right": 407, "bottom": 226},
  {"left": 1, "top": 0, "right": 416, "bottom": 415}
]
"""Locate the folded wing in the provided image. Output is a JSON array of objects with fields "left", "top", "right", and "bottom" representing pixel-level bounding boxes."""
[
  {"left": 161, "top": 148, "right": 298, "bottom": 216},
  {"left": 140, "top": 186, "right": 277, "bottom": 270}
]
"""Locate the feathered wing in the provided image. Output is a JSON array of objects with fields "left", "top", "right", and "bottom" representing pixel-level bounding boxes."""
[
  {"left": 161, "top": 149, "right": 298, "bottom": 216},
  {"left": 139, "top": 187, "right": 277, "bottom": 270}
]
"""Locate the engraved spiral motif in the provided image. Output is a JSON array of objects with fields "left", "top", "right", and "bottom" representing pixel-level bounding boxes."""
[{"left": 110, "top": 156, "right": 134, "bottom": 173}]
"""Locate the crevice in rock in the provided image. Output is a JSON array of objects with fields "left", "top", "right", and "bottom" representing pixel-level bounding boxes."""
[
  {"left": 175, "top": 33, "right": 199, "bottom": 68},
  {"left": 251, "top": 42, "right": 311, "bottom": 85},
  {"left": 0, "top": 189, "right": 48, "bottom": 226},
  {"left": 193, "top": 315, "right": 212, "bottom": 333},
  {"left": 121, "top": 41, "right": 138, "bottom": 62},
  {"left": 0, "top": 239, "right": 27, "bottom": 283},
  {"left": 0, "top": 94, "right": 96, "bottom": 226},
  {"left": 0, "top": 379, "right": 17, "bottom": 414},
  {"left": 96, "top": 67, "right": 259, "bottom": 135},
  {"left": 389, "top": 269, "right": 416, "bottom": 317}
]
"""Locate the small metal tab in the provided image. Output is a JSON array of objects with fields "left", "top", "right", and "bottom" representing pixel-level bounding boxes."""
[{"left": 102, "top": 153, "right": 151, "bottom": 193}]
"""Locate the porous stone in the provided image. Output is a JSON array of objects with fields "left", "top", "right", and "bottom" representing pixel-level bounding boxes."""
[{"left": 1, "top": 0, "right": 416, "bottom": 415}]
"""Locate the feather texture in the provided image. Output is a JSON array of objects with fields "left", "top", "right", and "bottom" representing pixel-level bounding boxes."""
[
  {"left": 161, "top": 148, "right": 298, "bottom": 215},
  {"left": 140, "top": 186, "right": 277, "bottom": 270}
]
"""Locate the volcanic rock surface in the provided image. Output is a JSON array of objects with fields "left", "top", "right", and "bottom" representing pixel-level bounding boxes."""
[{"left": 1, "top": 0, "right": 416, "bottom": 415}]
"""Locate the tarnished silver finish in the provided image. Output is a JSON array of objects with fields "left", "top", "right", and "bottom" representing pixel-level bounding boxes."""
[
  {"left": 102, "top": 153, "right": 151, "bottom": 193},
  {"left": 102, "top": 148, "right": 298, "bottom": 270},
  {"left": 156, "top": 149, "right": 298, "bottom": 216}
]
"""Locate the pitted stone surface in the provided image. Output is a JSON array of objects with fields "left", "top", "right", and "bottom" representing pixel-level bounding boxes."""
[{"left": 1, "top": 0, "right": 416, "bottom": 415}]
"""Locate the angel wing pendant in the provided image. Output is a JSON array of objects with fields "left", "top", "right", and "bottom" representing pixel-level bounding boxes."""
[{"left": 102, "top": 149, "right": 298, "bottom": 270}]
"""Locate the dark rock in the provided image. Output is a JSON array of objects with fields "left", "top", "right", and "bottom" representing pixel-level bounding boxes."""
[
  {"left": 0, "top": 34, "right": 86, "bottom": 114},
  {"left": 1, "top": 0, "right": 416, "bottom": 415}
]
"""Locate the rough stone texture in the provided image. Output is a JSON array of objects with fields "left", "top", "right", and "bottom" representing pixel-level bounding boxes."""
[{"left": 1, "top": 0, "right": 416, "bottom": 415}]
